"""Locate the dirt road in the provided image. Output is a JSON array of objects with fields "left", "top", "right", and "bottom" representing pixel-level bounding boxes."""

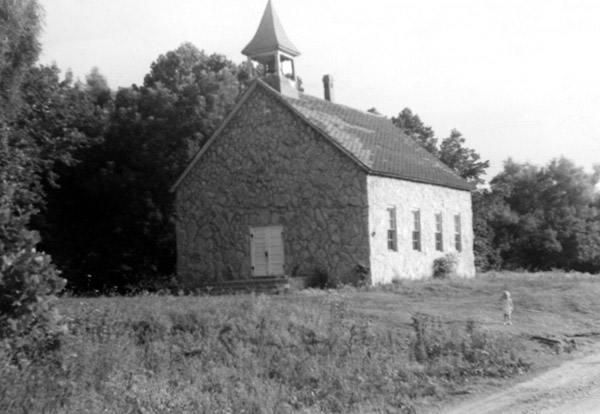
[{"left": 440, "top": 342, "right": 600, "bottom": 414}]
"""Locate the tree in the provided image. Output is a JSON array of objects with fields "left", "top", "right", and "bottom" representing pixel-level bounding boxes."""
[
  {"left": 0, "top": 0, "right": 66, "bottom": 341},
  {"left": 1, "top": 0, "right": 44, "bottom": 209},
  {"left": 143, "top": 43, "right": 246, "bottom": 158},
  {"left": 43, "top": 44, "right": 245, "bottom": 291},
  {"left": 84, "top": 66, "right": 112, "bottom": 108},
  {"left": 0, "top": 0, "right": 43, "bottom": 117},
  {"left": 392, "top": 109, "right": 489, "bottom": 185},
  {"left": 484, "top": 157, "right": 600, "bottom": 271},
  {"left": 21, "top": 65, "right": 111, "bottom": 282},
  {"left": 392, "top": 108, "right": 438, "bottom": 155},
  {"left": 15, "top": 65, "right": 107, "bottom": 192},
  {"left": 439, "top": 129, "right": 490, "bottom": 185},
  {"left": 0, "top": 183, "right": 65, "bottom": 339},
  {"left": 471, "top": 186, "right": 517, "bottom": 271}
]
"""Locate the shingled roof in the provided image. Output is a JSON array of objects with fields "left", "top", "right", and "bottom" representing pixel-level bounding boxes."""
[
  {"left": 170, "top": 80, "right": 474, "bottom": 193},
  {"left": 279, "top": 91, "right": 474, "bottom": 191}
]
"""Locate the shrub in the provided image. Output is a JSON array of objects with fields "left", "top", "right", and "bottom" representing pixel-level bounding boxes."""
[
  {"left": 354, "top": 264, "right": 371, "bottom": 286},
  {"left": 305, "top": 264, "right": 370, "bottom": 289},
  {"left": 306, "top": 266, "right": 329, "bottom": 289},
  {"left": 130, "top": 316, "right": 167, "bottom": 345},
  {"left": 0, "top": 183, "right": 66, "bottom": 343},
  {"left": 432, "top": 253, "right": 458, "bottom": 279}
]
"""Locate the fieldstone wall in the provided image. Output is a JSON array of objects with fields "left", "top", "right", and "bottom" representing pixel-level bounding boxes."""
[
  {"left": 175, "top": 86, "right": 370, "bottom": 288},
  {"left": 367, "top": 175, "right": 476, "bottom": 283}
]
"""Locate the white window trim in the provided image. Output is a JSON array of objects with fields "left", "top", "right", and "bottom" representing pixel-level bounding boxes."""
[
  {"left": 387, "top": 206, "right": 398, "bottom": 251},
  {"left": 435, "top": 212, "right": 443, "bottom": 252},
  {"left": 412, "top": 209, "right": 421, "bottom": 252},
  {"left": 454, "top": 214, "right": 462, "bottom": 252}
]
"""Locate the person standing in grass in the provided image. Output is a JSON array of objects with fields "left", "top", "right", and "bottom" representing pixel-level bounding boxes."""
[{"left": 503, "top": 291, "right": 513, "bottom": 325}]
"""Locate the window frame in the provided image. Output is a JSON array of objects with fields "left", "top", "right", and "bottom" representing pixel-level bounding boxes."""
[
  {"left": 435, "top": 212, "right": 443, "bottom": 252},
  {"left": 387, "top": 206, "right": 398, "bottom": 251},
  {"left": 412, "top": 209, "right": 421, "bottom": 252},
  {"left": 454, "top": 214, "right": 462, "bottom": 252}
]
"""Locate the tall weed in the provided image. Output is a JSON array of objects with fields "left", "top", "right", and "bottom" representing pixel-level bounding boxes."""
[
  {"left": 1, "top": 291, "right": 530, "bottom": 414},
  {"left": 410, "top": 313, "right": 528, "bottom": 380}
]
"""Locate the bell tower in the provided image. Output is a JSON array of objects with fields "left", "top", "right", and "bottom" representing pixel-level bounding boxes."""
[{"left": 242, "top": 0, "right": 301, "bottom": 98}]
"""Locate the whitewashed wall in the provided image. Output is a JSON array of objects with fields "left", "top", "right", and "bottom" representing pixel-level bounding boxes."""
[{"left": 367, "top": 175, "right": 476, "bottom": 283}]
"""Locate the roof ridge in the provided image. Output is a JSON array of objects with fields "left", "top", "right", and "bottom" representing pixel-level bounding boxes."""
[{"left": 293, "top": 92, "right": 390, "bottom": 118}]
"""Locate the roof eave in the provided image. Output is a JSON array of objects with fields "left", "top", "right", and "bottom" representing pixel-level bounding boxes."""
[
  {"left": 242, "top": 45, "right": 300, "bottom": 58},
  {"left": 369, "top": 170, "right": 476, "bottom": 192}
]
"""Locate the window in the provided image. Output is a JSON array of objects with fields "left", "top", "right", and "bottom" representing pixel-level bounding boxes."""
[
  {"left": 387, "top": 207, "right": 397, "bottom": 251},
  {"left": 280, "top": 55, "right": 296, "bottom": 79},
  {"left": 412, "top": 209, "right": 421, "bottom": 251},
  {"left": 435, "top": 213, "right": 443, "bottom": 251},
  {"left": 250, "top": 226, "right": 284, "bottom": 276},
  {"left": 454, "top": 214, "right": 462, "bottom": 252}
]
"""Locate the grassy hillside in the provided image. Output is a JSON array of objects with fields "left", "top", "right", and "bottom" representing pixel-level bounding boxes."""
[{"left": 2, "top": 272, "right": 600, "bottom": 414}]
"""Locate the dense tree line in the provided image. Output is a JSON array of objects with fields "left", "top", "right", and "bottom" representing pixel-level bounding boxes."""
[
  {"left": 36, "top": 43, "right": 249, "bottom": 292},
  {"left": 3, "top": 0, "right": 600, "bottom": 303},
  {"left": 476, "top": 158, "right": 600, "bottom": 271},
  {"left": 393, "top": 108, "right": 600, "bottom": 272},
  {"left": 32, "top": 65, "right": 600, "bottom": 289}
]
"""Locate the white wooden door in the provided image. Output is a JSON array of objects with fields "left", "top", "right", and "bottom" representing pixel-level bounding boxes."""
[
  {"left": 267, "top": 226, "right": 284, "bottom": 275},
  {"left": 250, "top": 226, "right": 284, "bottom": 276}
]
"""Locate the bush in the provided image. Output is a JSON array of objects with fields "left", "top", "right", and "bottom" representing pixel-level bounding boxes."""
[
  {"left": 0, "top": 183, "right": 66, "bottom": 343},
  {"left": 432, "top": 253, "right": 458, "bottom": 279},
  {"left": 354, "top": 264, "right": 371, "bottom": 286},
  {"left": 304, "top": 264, "right": 370, "bottom": 289},
  {"left": 306, "top": 266, "right": 329, "bottom": 289}
]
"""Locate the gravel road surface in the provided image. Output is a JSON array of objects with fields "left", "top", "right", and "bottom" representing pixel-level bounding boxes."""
[{"left": 440, "top": 342, "right": 600, "bottom": 414}]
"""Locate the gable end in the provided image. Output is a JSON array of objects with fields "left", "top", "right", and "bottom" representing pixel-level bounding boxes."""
[{"left": 170, "top": 80, "right": 370, "bottom": 193}]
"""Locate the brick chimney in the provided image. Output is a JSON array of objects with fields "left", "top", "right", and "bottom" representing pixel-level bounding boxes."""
[{"left": 322, "top": 74, "right": 334, "bottom": 102}]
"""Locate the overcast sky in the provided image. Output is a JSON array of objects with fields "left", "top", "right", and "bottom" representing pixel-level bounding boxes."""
[{"left": 38, "top": 0, "right": 600, "bottom": 181}]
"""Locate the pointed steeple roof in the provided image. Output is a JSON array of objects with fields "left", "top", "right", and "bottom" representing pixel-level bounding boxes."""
[{"left": 242, "top": 0, "right": 300, "bottom": 57}]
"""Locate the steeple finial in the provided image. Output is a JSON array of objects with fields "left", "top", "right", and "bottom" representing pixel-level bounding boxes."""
[
  {"left": 242, "top": 0, "right": 300, "bottom": 58},
  {"left": 242, "top": 1, "right": 300, "bottom": 97}
]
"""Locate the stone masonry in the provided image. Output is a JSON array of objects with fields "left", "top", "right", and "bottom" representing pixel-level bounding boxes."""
[
  {"left": 175, "top": 86, "right": 370, "bottom": 288},
  {"left": 367, "top": 175, "right": 476, "bottom": 283}
]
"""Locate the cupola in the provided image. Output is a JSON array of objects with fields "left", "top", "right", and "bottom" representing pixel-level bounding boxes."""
[{"left": 242, "top": 0, "right": 300, "bottom": 98}]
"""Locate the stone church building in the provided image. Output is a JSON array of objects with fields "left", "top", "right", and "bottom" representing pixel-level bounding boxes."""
[{"left": 171, "top": 1, "right": 476, "bottom": 287}]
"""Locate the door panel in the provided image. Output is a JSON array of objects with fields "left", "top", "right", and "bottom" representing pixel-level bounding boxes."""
[
  {"left": 251, "top": 227, "right": 268, "bottom": 276},
  {"left": 250, "top": 225, "right": 284, "bottom": 276},
  {"left": 267, "top": 226, "right": 284, "bottom": 275}
]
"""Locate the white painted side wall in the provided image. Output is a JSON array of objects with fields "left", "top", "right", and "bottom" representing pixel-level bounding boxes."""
[{"left": 367, "top": 175, "right": 476, "bottom": 283}]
